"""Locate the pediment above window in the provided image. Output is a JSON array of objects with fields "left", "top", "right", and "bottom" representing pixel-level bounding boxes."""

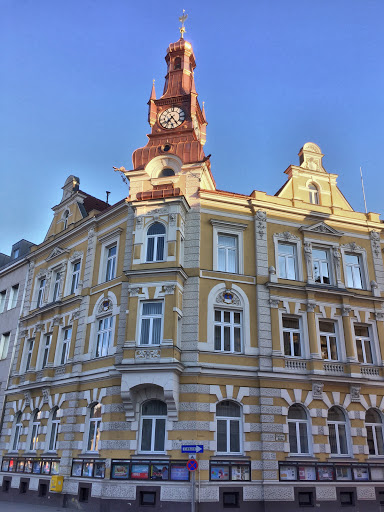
[
  {"left": 46, "top": 247, "right": 69, "bottom": 262},
  {"left": 299, "top": 222, "right": 343, "bottom": 237}
]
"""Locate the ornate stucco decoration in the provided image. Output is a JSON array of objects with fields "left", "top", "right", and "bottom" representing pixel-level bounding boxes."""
[
  {"left": 269, "top": 298, "right": 280, "bottom": 309},
  {"left": 24, "top": 391, "right": 31, "bottom": 406},
  {"left": 46, "top": 247, "right": 69, "bottom": 262},
  {"left": 42, "top": 388, "right": 50, "bottom": 403},
  {"left": 312, "top": 382, "right": 324, "bottom": 399},
  {"left": 255, "top": 210, "right": 267, "bottom": 239},
  {"left": 276, "top": 231, "right": 300, "bottom": 241},
  {"left": 216, "top": 289, "right": 241, "bottom": 306},
  {"left": 341, "top": 242, "right": 364, "bottom": 253},
  {"left": 98, "top": 299, "right": 113, "bottom": 314},
  {"left": 350, "top": 385, "right": 361, "bottom": 402},
  {"left": 135, "top": 349, "right": 161, "bottom": 360},
  {"left": 299, "top": 221, "right": 344, "bottom": 237},
  {"left": 52, "top": 315, "right": 63, "bottom": 326},
  {"left": 163, "top": 285, "right": 176, "bottom": 295},
  {"left": 128, "top": 287, "right": 141, "bottom": 297},
  {"left": 298, "top": 142, "right": 326, "bottom": 172},
  {"left": 370, "top": 230, "right": 381, "bottom": 257},
  {"left": 68, "top": 251, "right": 83, "bottom": 263}
]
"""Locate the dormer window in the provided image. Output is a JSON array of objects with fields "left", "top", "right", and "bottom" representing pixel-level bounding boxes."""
[
  {"left": 308, "top": 183, "right": 319, "bottom": 205},
  {"left": 13, "top": 248, "right": 19, "bottom": 259},
  {"left": 159, "top": 168, "right": 175, "bottom": 178},
  {"left": 63, "top": 210, "right": 69, "bottom": 230}
]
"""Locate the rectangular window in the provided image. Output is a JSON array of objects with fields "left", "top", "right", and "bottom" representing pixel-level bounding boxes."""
[
  {"left": 96, "top": 317, "right": 113, "bottom": 357},
  {"left": 52, "top": 272, "right": 61, "bottom": 302},
  {"left": 70, "top": 261, "right": 81, "bottom": 294},
  {"left": 313, "top": 248, "right": 330, "bottom": 284},
  {"left": 7, "top": 284, "right": 19, "bottom": 310},
  {"left": 140, "top": 302, "right": 163, "bottom": 345},
  {"left": 278, "top": 243, "right": 297, "bottom": 280},
  {"left": 13, "top": 248, "right": 20, "bottom": 259},
  {"left": 37, "top": 279, "right": 46, "bottom": 308},
  {"left": 218, "top": 234, "right": 238, "bottom": 273},
  {"left": 105, "top": 245, "right": 117, "bottom": 281},
  {"left": 41, "top": 334, "right": 52, "bottom": 369},
  {"left": 60, "top": 327, "right": 72, "bottom": 365},
  {"left": 25, "top": 339, "right": 34, "bottom": 371},
  {"left": 298, "top": 491, "right": 314, "bottom": 507},
  {"left": 355, "top": 325, "right": 373, "bottom": 364},
  {"left": 0, "top": 332, "right": 10, "bottom": 360},
  {"left": 0, "top": 290, "right": 6, "bottom": 313},
  {"left": 283, "top": 316, "right": 301, "bottom": 357},
  {"left": 345, "top": 253, "right": 363, "bottom": 289},
  {"left": 319, "top": 320, "right": 338, "bottom": 360},
  {"left": 214, "top": 309, "right": 242, "bottom": 353}
]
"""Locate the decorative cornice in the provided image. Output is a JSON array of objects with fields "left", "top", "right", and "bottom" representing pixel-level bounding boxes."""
[{"left": 299, "top": 221, "right": 343, "bottom": 237}]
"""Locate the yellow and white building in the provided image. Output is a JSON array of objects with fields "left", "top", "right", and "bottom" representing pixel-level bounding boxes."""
[{"left": 1, "top": 31, "right": 384, "bottom": 512}]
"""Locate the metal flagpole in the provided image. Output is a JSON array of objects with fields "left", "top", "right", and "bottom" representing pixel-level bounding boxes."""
[{"left": 360, "top": 166, "right": 368, "bottom": 214}]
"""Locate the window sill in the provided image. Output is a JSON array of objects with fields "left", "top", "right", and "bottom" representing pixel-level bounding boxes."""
[
  {"left": 286, "top": 455, "right": 316, "bottom": 461},
  {"left": 79, "top": 452, "right": 100, "bottom": 458},
  {"left": 135, "top": 454, "right": 169, "bottom": 459},
  {"left": 327, "top": 456, "right": 355, "bottom": 461},
  {"left": 211, "top": 454, "right": 247, "bottom": 460}
]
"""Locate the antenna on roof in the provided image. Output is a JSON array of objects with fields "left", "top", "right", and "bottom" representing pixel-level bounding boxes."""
[
  {"left": 360, "top": 167, "right": 368, "bottom": 214},
  {"left": 106, "top": 191, "right": 111, "bottom": 205}
]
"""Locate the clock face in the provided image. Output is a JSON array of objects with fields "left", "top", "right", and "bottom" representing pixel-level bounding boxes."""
[{"left": 159, "top": 107, "right": 185, "bottom": 129}]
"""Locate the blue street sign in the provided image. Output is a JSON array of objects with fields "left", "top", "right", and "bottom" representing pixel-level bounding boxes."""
[{"left": 181, "top": 444, "right": 204, "bottom": 454}]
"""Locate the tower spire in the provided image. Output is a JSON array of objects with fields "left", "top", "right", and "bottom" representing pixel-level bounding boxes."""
[{"left": 179, "top": 10, "right": 188, "bottom": 39}]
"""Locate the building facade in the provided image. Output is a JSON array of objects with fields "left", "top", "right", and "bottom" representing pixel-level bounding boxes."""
[{"left": 1, "top": 32, "right": 384, "bottom": 512}]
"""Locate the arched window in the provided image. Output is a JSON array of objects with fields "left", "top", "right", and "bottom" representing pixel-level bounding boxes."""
[
  {"left": 87, "top": 403, "right": 101, "bottom": 452},
  {"left": 47, "top": 407, "right": 61, "bottom": 452},
  {"left": 366, "top": 408, "right": 384, "bottom": 456},
  {"left": 146, "top": 223, "right": 166, "bottom": 262},
  {"left": 214, "top": 308, "right": 242, "bottom": 353},
  {"left": 63, "top": 210, "right": 69, "bottom": 230},
  {"left": 96, "top": 316, "right": 113, "bottom": 357},
  {"left": 159, "top": 168, "right": 175, "bottom": 177},
  {"left": 29, "top": 409, "right": 41, "bottom": 451},
  {"left": 140, "top": 400, "right": 167, "bottom": 453},
  {"left": 11, "top": 412, "right": 22, "bottom": 451},
  {"left": 174, "top": 57, "right": 181, "bottom": 70},
  {"left": 288, "top": 404, "right": 310, "bottom": 454},
  {"left": 216, "top": 401, "right": 242, "bottom": 454},
  {"left": 308, "top": 183, "right": 319, "bottom": 205},
  {"left": 328, "top": 406, "right": 349, "bottom": 456}
]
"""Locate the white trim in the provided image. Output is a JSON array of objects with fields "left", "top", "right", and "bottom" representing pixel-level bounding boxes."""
[
  {"left": 97, "top": 229, "right": 122, "bottom": 284},
  {"left": 340, "top": 245, "right": 369, "bottom": 291},
  {"left": 273, "top": 233, "right": 303, "bottom": 282},
  {"left": 137, "top": 300, "right": 164, "bottom": 347},
  {"left": 211, "top": 219, "right": 247, "bottom": 275}
]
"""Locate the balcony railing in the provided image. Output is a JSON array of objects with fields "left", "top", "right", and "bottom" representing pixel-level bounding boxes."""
[
  {"left": 285, "top": 359, "right": 307, "bottom": 371},
  {"left": 323, "top": 362, "right": 345, "bottom": 374}
]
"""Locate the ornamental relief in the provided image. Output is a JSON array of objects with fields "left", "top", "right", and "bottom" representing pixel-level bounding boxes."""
[
  {"left": 275, "top": 231, "right": 300, "bottom": 241},
  {"left": 97, "top": 299, "right": 113, "bottom": 314},
  {"left": 216, "top": 289, "right": 241, "bottom": 306}
]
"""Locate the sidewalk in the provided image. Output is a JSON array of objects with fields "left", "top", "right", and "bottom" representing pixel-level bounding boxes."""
[{"left": 0, "top": 500, "right": 64, "bottom": 511}]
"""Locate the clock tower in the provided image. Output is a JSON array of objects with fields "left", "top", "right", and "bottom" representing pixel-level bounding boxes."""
[{"left": 132, "top": 34, "right": 207, "bottom": 171}]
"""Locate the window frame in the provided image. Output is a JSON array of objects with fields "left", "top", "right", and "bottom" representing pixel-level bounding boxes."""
[
  {"left": 145, "top": 222, "right": 166, "bottom": 263},
  {"left": 327, "top": 406, "right": 351, "bottom": 457},
  {"left": 308, "top": 183, "right": 320, "bottom": 205},
  {"left": 318, "top": 319, "right": 339, "bottom": 361},
  {"left": 366, "top": 408, "right": 384, "bottom": 457},
  {"left": 37, "top": 278, "right": 46, "bottom": 308},
  {"left": 28, "top": 410, "right": 41, "bottom": 451},
  {"left": 312, "top": 247, "right": 332, "bottom": 285},
  {"left": 95, "top": 316, "right": 113, "bottom": 358},
  {"left": 216, "top": 400, "right": 242, "bottom": 455},
  {"left": 211, "top": 219, "right": 247, "bottom": 275},
  {"left": 0, "top": 290, "right": 6, "bottom": 313},
  {"left": 214, "top": 308, "right": 242, "bottom": 354},
  {"left": 354, "top": 324, "right": 376, "bottom": 365},
  {"left": 52, "top": 271, "right": 62, "bottom": 302},
  {"left": 287, "top": 404, "right": 312, "bottom": 455},
  {"left": 7, "top": 284, "right": 19, "bottom": 310},
  {"left": 0, "top": 332, "right": 10, "bottom": 360},
  {"left": 139, "top": 400, "right": 168, "bottom": 454},
  {"left": 58, "top": 327, "right": 72, "bottom": 365},
  {"left": 282, "top": 315, "right": 302, "bottom": 358},
  {"left": 40, "top": 333, "right": 52, "bottom": 369},
  {"left": 85, "top": 403, "right": 102, "bottom": 453},
  {"left": 340, "top": 245, "right": 369, "bottom": 291},
  {"left": 70, "top": 260, "right": 81, "bottom": 295},
  {"left": 25, "top": 339, "right": 34, "bottom": 372},
  {"left": 273, "top": 233, "right": 303, "bottom": 282},
  {"left": 47, "top": 407, "right": 61, "bottom": 452},
  {"left": 97, "top": 229, "right": 122, "bottom": 285},
  {"left": 11, "top": 412, "right": 23, "bottom": 452},
  {"left": 138, "top": 301, "right": 163, "bottom": 346}
]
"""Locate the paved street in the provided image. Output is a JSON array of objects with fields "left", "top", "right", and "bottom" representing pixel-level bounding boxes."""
[{"left": 0, "top": 501, "right": 64, "bottom": 511}]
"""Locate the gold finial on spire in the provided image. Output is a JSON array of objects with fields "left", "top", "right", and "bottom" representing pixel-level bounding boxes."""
[{"left": 179, "top": 9, "right": 188, "bottom": 39}]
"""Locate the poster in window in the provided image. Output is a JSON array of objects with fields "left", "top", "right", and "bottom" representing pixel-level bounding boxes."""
[
  {"left": 9, "top": 459, "right": 16, "bottom": 472},
  {"left": 1, "top": 460, "right": 9, "bottom": 472},
  {"left": 210, "top": 465, "right": 230, "bottom": 481},
  {"left": 353, "top": 466, "right": 369, "bottom": 481},
  {"left": 370, "top": 466, "right": 384, "bottom": 481},
  {"left": 83, "top": 462, "right": 94, "bottom": 478},
  {"left": 131, "top": 464, "right": 149, "bottom": 479},
  {"left": 298, "top": 466, "right": 316, "bottom": 481},
  {"left": 111, "top": 463, "right": 129, "bottom": 479},
  {"left": 42, "top": 461, "right": 51, "bottom": 475},
  {"left": 32, "top": 461, "right": 41, "bottom": 474},
  {"left": 71, "top": 461, "right": 82, "bottom": 477},
  {"left": 170, "top": 464, "right": 189, "bottom": 481},
  {"left": 231, "top": 465, "right": 250, "bottom": 481},
  {"left": 17, "top": 460, "right": 25, "bottom": 472},
  {"left": 279, "top": 465, "right": 297, "bottom": 481},
  {"left": 51, "top": 461, "right": 60, "bottom": 475},
  {"left": 94, "top": 462, "right": 105, "bottom": 479},
  {"left": 317, "top": 466, "right": 334, "bottom": 481},
  {"left": 25, "top": 460, "right": 33, "bottom": 474},
  {"left": 335, "top": 466, "right": 352, "bottom": 481},
  {"left": 151, "top": 463, "right": 169, "bottom": 480}
]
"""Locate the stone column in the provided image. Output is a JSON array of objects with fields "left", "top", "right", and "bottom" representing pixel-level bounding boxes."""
[
  {"left": 269, "top": 299, "right": 281, "bottom": 354},
  {"left": 307, "top": 302, "right": 320, "bottom": 358},
  {"left": 375, "top": 311, "right": 384, "bottom": 365},
  {"left": 30, "top": 325, "right": 43, "bottom": 370},
  {"left": 48, "top": 317, "right": 62, "bottom": 365},
  {"left": 341, "top": 305, "right": 356, "bottom": 361}
]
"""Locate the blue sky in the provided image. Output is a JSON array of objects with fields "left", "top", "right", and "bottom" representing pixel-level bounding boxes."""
[{"left": 1, "top": 1, "right": 384, "bottom": 253}]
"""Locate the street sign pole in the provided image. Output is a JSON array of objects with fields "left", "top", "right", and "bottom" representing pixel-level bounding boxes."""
[{"left": 191, "top": 467, "right": 195, "bottom": 512}]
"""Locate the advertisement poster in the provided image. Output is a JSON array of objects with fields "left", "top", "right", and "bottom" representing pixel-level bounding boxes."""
[
  {"left": 51, "top": 461, "right": 60, "bottom": 475},
  {"left": 353, "top": 467, "right": 369, "bottom": 481},
  {"left": 298, "top": 466, "right": 316, "bottom": 481},
  {"left": 94, "top": 462, "right": 105, "bottom": 479},
  {"left": 210, "top": 465, "right": 230, "bottom": 481},
  {"left": 112, "top": 464, "right": 129, "bottom": 479},
  {"left": 25, "top": 460, "right": 33, "bottom": 473},
  {"left": 151, "top": 464, "right": 169, "bottom": 480},
  {"left": 17, "top": 460, "right": 25, "bottom": 472},
  {"left": 231, "top": 465, "right": 250, "bottom": 481},
  {"left": 170, "top": 465, "right": 189, "bottom": 481},
  {"left": 131, "top": 464, "right": 149, "bottom": 479},
  {"left": 335, "top": 466, "right": 352, "bottom": 481},
  {"left": 83, "top": 462, "right": 94, "bottom": 478},
  {"left": 370, "top": 467, "right": 384, "bottom": 481},
  {"left": 8, "top": 460, "right": 15, "bottom": 472},
  {"left": 72, "top": 462, "right": 82, "bottom": 477},
  {"left": 317, "top": 466, "right": 334, "bottom": 481},
  {"left": 279, "top": 465, "right": 297, "bottom": 481},
  {"left": 42, "top": 461, "right": 51, "bottom": 475},
  {"left": 32, "top": 461, "right": 41, "bottom": 474},
  {"left": 1, "top": 460, "right": 9, "bottom": 472}
]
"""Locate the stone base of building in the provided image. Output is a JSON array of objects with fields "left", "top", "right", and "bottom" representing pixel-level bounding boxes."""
[{"left": 1, "top": 476, "right": 384, "bottom": 511}]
